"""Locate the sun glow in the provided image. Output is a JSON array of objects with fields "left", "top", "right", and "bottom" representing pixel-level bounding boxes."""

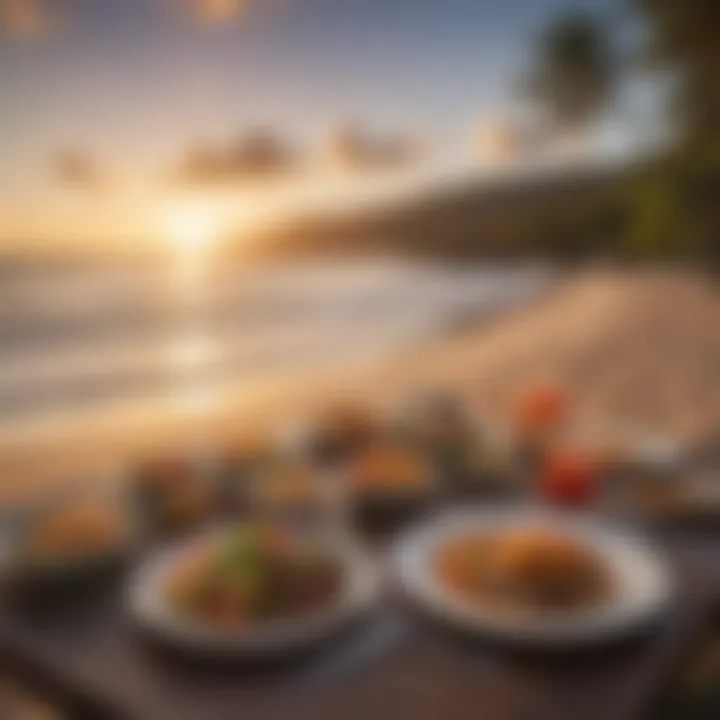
[{"left": 161, "top": 200, "right": 228, "bottom": 252}]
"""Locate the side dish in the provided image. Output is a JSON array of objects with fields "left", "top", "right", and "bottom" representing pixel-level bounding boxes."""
[
  {"left": 133, "top": 456, "right": 216, "bottom": 533},
  {"left": 20, "top": 500, "right": 128, "bottom": 565},
  {"left": 352, "top": 443, "right": 434, "bottom": 495}
]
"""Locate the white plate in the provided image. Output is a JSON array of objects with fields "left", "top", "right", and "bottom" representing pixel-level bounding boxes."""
[
  {"left": 394, "top": 507, "right": 675, "bottom": 648},
  {"left": 127, "top": 526, "right": 381, "bottom": 656}
]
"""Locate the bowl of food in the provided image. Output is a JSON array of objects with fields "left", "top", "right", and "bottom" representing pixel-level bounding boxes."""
[
  {"left": 627, "top": 471, "right": 720, "bottom": 524},
  {"left": 395, "top": 508, "right": 674, "bottom": 648},
  {"left": 306, "top": 401, "right": 377, "bottom": 467},
  {"left": 596, "top": 432, "right": 684, "bottom": 489},
  {"left": 5, "top": 491, "right": 135, "bottom": 593},
  {"left": 131, "top": 454, "right": 218, "bottom": 537},
  {"left": 348, "top": 443, "right": 438, "bottom": 533},
  {"left": 249, "top": 461, "right": 329, "bottom": 520},
  {"left": 128, "top": 524, "right": 380, "bottom": 657}
]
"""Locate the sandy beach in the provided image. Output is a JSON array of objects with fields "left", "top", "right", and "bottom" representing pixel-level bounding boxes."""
[{"left": 1, "top": 268, "right": 719, "bottom": 504}]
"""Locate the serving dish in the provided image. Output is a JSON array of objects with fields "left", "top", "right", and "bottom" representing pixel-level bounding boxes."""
[
  {"left": 394, "top": 507, "right": 674, "bottom": 648},
  {"left": 128, "top": 524, "right": 380, "bottom": 657}
]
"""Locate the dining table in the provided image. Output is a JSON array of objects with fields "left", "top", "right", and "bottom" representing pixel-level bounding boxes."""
[{"left": 0, "top": 441, "right": 718, "bottom": 720}]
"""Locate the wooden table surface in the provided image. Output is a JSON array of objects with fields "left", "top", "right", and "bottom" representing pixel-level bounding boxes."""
[
  {"left": 1, "top": 439, "right": 718, "bottom": 720},
  {"left": 0, "top": 525, "right": 717, "bottom": 720}
]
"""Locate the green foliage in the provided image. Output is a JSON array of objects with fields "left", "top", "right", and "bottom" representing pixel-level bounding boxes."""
[
  {"left": 634, "top": 0, "right": 720, "bottom": 141},
  {"left": 240, "top": 2, "right": 719, "bottom": 266},
  {"left": 524, "top": 9, "right": 616, "bottom": 131},
  {"left": 627, "top": 171, "right": 682, "bottom": 257},
  {"left": 627, "top": 0, "right": 720, "bottom": 262}
]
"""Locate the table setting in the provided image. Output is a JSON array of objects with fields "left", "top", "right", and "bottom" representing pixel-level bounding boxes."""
[{"left": 0, "top": 385, "right": 718, "bottom": 720}]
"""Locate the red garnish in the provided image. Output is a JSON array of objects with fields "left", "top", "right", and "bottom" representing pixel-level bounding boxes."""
[{"left": 540, "top": 449, "right": 596, "bottom": 506}]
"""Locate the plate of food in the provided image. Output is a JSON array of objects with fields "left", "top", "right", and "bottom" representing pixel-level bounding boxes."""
[
  {"left": 128, "top": 524, "right": 380, "bottom": 656},
  {"left": 394, "top": 508, "right": 674, "bottom": 647}
]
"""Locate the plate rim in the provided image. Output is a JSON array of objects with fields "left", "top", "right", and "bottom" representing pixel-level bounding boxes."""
[
  {"left": 126, "top": 524, "right": 382, "bottom": 655},
  {"left": 392, "top": 506, "right": 675, "bottom": 647}
]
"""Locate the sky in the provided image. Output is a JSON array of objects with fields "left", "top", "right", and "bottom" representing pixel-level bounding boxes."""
[{"left": 0, "top": 0, "right": 628, "bottom": 248}]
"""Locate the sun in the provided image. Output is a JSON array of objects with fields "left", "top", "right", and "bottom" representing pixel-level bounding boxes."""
[{"left": 161, "top": 200, "right": 227, "bottom": 252}]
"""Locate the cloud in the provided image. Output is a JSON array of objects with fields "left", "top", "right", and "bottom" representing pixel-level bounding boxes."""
[
  {"left": 0, "top": 0, "right": 58, "bottom": 39},
  {"left": 51, "top": 150, "right": 111, "bottom": 190},
  {"left": 324, "top": 123, "right": 421, "bottom": 172},
  {"left": 173, "top": 0, "right": 247, "bottom": 26},
  {"left": 2, "top": 0, "right": 260, "bottom": 40},
  {"left": 476, "top": 115, "right": 541, "bottom": 165},
  {"left": 174, "top": 129, "right": 300, "bottom": 186}
]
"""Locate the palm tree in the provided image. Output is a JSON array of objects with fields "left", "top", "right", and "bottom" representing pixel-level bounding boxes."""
[
  {"left": 630, "top": 0, "right": 720, "bottom": 262},
  {"left": 523, "top": 10, "right": 617, "bottom": 137},
  {"left": 633, "top": 0, "right": 720, "bottom": 145}
]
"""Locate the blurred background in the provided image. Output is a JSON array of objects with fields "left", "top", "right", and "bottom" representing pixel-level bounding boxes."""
[{"left": 0, "top": 0, "right": 719, "bottom": 494}]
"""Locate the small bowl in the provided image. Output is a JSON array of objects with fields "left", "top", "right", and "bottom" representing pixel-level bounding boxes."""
[
  {"left": 248, "top": 460, "right": 332, "bottom": 524},
  {"left": 130, "top": 452, "right": 220, "bottom": 538},
  {"left": 2, "top": 485, "right": 137, "bottom": 601},
  {"left": 347, "top": 443, "right": 440, "bottom": 536}
]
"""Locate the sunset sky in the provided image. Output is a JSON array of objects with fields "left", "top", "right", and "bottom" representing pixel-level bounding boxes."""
[{"left": 0, "top": 0, "right": 634, "bottom": 248}]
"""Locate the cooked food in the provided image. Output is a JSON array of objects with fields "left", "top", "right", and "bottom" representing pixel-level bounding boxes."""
[
  {"left": 631, "top": 472, "right": 720, "bottom": 519},
  {"left": 252, "top": 463, "right": 322, "bottom": 509},
  {"left": 436, "top": 527, "right": 611, "bottom": 613},
  {"left": 21, "top": 501, "right": 126, "bottom": 562},
  {"left": 352, "top": 444, "right": 433, "bottom": 494},
  {"left": 134, "top": 457, "right": 215, "bottom": 531},
  {"left": 164, "top": 527, "right": 343, "bottom": 629},
  {"left": 310, "top": 401, "right": 376, "bottom": 464}
]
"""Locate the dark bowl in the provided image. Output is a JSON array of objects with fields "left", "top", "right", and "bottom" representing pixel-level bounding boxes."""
[{"left": 349, "top": 489, "right": 437, "bottom": 537}]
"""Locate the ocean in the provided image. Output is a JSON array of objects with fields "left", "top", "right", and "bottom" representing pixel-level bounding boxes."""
[{"left": 0, "top": 256, "right": 550, "bottom": 436}]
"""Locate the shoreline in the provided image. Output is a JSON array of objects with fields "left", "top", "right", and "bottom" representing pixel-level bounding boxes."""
[{"left": 1, "top": 268, "right": 718, "bottom": 504}]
